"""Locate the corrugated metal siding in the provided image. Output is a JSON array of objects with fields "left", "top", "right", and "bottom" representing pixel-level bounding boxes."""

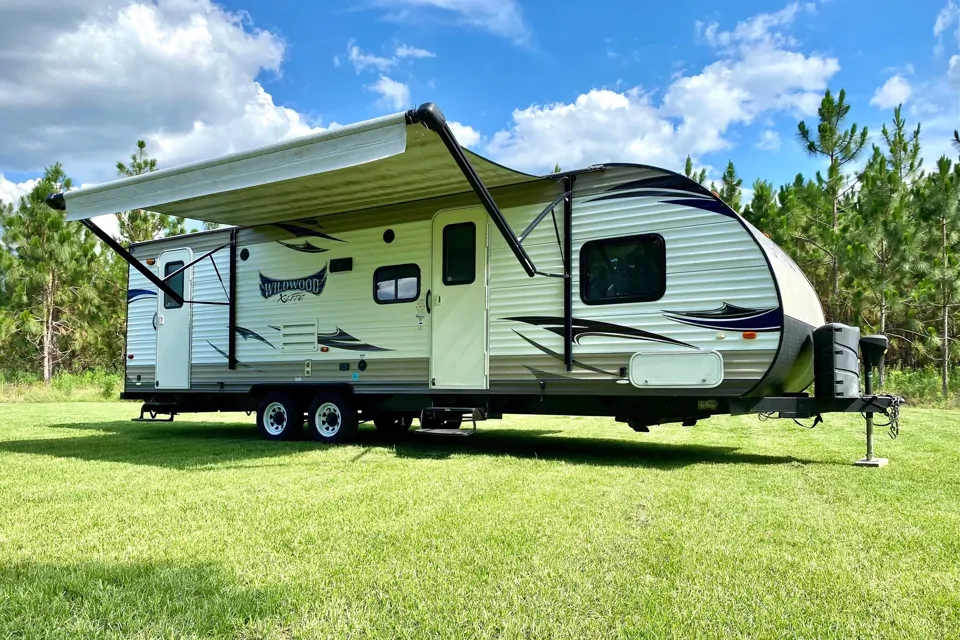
[
  {"left": 488, "top": 166, "right": 780, "bottom": 393},
  {"left": 231, "top": 218, "right": 432, "bottom": 383}
]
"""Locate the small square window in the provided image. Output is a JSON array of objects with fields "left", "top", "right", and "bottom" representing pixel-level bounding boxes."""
[
  {"left": 374, "top": 264, "right": 421, "bottom": 304},
  {"left": 442, "top": 222, "right": 475, "bottom": 285},
  {"left": 580, "top": 234, "right": 666, "bottom": 305},
  {"left": 163, "top": 261, "right": 185, "bottom": 309}
]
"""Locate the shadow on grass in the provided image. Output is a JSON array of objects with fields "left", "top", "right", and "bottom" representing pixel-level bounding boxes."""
[
  {"left": 0, "top": 559, "right": 279, "bottom": 637},
  {"left": 0, "top": 417, "right": 820, "bottom": 470}
]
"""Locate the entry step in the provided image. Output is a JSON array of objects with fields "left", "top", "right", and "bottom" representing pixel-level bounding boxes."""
[{"left": 132, "top": 402, "right": 177, "bottom": 422}]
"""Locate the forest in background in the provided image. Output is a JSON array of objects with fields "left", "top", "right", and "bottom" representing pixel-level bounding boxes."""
[{"left": 2, "top": 87, "right": 960, "bottom": 400}]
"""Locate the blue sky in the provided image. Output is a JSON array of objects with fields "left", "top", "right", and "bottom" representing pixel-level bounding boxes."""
[{"left": 1, "top": 0, "right": 959, "bottom": 223}]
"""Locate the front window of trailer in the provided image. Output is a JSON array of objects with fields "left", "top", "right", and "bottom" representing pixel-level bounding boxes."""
[{"left": 580, "top": 234, "right": 666, "bottom": 305}]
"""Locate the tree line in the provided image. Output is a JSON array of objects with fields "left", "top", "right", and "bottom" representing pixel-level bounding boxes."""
[{"left": 1, "top": 88, "right": 960, "bottom": 397}]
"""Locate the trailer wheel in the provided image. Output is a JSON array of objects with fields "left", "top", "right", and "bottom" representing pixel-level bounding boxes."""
[
  {"left": 373, "top": 413, "right": 413, "bottom": 435},
  {"left": 308, "top": 392, "right": 358, "bottom": 443},
  {"left": 256, "top": 392, "right": 303, "bottom": 441}
]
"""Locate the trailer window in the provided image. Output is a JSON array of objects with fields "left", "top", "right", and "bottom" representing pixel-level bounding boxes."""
[
  {"left": 442, "top": 222, "right": 476, "bottom": 285},
  {"left": 163, "top": 261, "right": 185, "bottom": 309},
  {"left": 580, "top": 234, "right": 665, "bottom": 305},
  {"left": 374, "top": 264, "right": 421, "bottom": 303}
]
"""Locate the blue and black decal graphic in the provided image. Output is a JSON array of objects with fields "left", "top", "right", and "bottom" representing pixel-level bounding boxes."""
[
  {"left": 504, "top": 316, "right": 697, "bottom": 349},
  {"left": 259, "top": 266, "right": 328, "bottom": 299},
  {"left": 662, "top": 303, "right": 782, "bottom": 332},
  {"left": 278, "top": 240, "right": 329, "bottom": 254},
  {"left": 317, "top": 328, "right": 390, "bottom": 352},
  {"left": 273, "top": 222, "right": 345, "bottom": 243},
  {"left": 128, "top": 288, "right": 157, "bottom": 303},
  {"left": 235, "top": 326, "right": 275, "bottom": 349}
]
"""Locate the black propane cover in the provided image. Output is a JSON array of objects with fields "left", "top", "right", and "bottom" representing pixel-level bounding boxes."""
[{"left": 813, "top": 323, "right": 861, "bottom": 398}]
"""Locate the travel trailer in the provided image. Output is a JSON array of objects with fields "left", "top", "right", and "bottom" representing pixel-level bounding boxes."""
[{"left": 46, "top": 103, "right": 901, "bottom": 454}]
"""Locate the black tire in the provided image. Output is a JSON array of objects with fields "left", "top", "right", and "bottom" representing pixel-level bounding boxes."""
[
  {"left": 373, "top": 413, "right": 413, "bottom": 436},
  {"left": 420, "top": 414, "right": 463, "bottom": 430},
  {"left": 308, "top": 391, "right": 359, "bottom": 443},
  {"left": 256, "top": 392, "right": 303, "bottom": 440}
]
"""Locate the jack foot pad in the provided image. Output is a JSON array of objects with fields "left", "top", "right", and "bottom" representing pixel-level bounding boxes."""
[{"left": 854, "top": 457, "right": 889, "bottom": 467}]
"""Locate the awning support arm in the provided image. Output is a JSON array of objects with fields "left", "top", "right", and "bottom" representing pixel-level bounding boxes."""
[
  {"left": 161, "top": 242, "right": 228, "bottom": 284},
  {"left": 406, "top": 103, "right": 538, "bottom": 278},
  {"left": 518, "top": 191, "right": 571, "bottom": 244},
  {"left": 75, "top": 217, "right": 184, "bottom": 306}
]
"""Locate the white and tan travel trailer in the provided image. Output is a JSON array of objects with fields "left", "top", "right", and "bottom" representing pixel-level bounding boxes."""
[{"left": 47, "top": 104, "right": 901, "bottom": 450}]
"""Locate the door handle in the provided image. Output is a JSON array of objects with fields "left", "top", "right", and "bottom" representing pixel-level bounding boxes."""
[
  {"left": 158, "top": 315, "right": 165, "bottom": 325},
  {"left": 425, "top": 290, "right": 431, "bottom": 313}
]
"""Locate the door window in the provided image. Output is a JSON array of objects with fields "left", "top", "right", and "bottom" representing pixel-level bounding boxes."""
[
  {"left": 442, "top": 222, "right": 476, "bottom": 285},
  {"left": 163, "top": 261, "right": 185, "bottom": 309}
]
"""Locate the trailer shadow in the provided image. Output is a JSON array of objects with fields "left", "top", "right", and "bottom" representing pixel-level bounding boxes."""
[{"left": 0, "top": 417, "right": 820, "bottom": 470}]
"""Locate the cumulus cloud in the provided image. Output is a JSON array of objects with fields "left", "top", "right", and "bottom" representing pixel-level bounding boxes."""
[
  {"left": 0, "top": 0, "right": 326, "bottom": 185},
  {"left": 486, "top": 3, "right": 838, "bottom": 173},
  {"left": 870, "top": 75, "right": 913, "bottom": 108},
  {"left": 369, "top": 75, "right": 411, "bottom": 110},
  {"left": 449, "top": 122, "right": 481, "bottom": 148},
  {"left": 0, "top": 174, "right": 37, "bottom": 207}
]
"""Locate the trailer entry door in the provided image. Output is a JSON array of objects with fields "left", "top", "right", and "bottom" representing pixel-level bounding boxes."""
[
  {"left": 155, "top": 248, "right": 193, "bottom": 389},
  {"left": 430, "top": 207, "right": 488, "bottom": 389}
]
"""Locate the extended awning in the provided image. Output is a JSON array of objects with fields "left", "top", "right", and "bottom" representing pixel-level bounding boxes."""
[
  {"left": 45, "top": 103, "right": 581, "bottom": 372},
  {"left": 51, "top": 107, "right": 542, "bottom": 227}
]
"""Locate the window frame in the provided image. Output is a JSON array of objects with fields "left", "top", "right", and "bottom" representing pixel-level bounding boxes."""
[
  {"left": 163, "top": 260, "right": 185, "bottom": 310},
  {"left": 441, "top": 221, "right": 476, "bottom": 286},
  {"left": 373, "top": 263, "right": 422, "bottom": 305},
  {"left": 578, "top": 233, "right": 667, "bottom": 306}
]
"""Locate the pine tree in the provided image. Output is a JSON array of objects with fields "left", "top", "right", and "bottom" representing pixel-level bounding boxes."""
[
  {"left": 0, "top": 165, "right": 101, "bottom": 383},
  {"left": 916, "top": 157, "right": 960, "bottom": 399},
  {"left": 797, "top": 88, "right": 869, "bottom": 320},
  {"left": 683, "top": 155, "right": 707, "bottom": 185},
  {"left": 116, "top": 140, "right": 185, "bottom": 243},
  {"left": 719, "top": 160, "right": 743, "bottom": 213},
  {"left": 847, "top": 107, "right": 922, "bottom": 343}
]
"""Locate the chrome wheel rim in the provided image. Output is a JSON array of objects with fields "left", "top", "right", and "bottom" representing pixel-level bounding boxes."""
[
  {"left": 264, "top": 401, "right": 287, "bottom": 435},
  {"left": 316, "top": 402, "right": 342, "bottom": 437}
]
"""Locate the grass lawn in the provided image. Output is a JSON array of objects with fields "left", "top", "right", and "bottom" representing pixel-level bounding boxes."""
[{"left": 0, "top": 403, "right": 957, "bottom": 639}]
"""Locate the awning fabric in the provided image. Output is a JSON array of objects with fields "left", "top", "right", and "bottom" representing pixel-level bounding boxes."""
[{"left": 61, "top": 111, "right": 541, "bottom": 227}]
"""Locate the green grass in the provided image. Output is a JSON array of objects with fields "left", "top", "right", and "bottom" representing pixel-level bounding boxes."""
[{"left": 0, "top": 404, "right": 957, "bottom": 639}]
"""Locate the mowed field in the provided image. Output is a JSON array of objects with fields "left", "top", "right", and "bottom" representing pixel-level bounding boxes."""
[{"left": 0, "top": 403, "right": 957, "bottom": 639}]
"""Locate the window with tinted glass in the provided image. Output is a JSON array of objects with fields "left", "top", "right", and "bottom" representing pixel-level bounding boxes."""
[
  {"left": 163, "top": 261, "right": 185, "bottom": 309},
  {"left": 579, "top": 234, "right": 665, "bottom": 305},
  {"left": 374, "top": 264, "right": 421, "bottom": 303},
  {"left": 442, "top": 222, "right": 476, "bottom": 285}
]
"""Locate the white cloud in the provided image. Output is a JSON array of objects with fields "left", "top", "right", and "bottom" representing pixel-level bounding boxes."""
[
  {"left": 486, "top": 3, "right": 838, "bottom": 174},
  {"left": 757, "top": 129, "right": 781, "bottom": 151},
  {"left": 697, "top": 2, "right": 816, "bottom": 51},
  {"left": 935, "top": 1, "right": 960, "bottom": 55},
  {"left": 396, "top": 44, "right": 436, "bottom": 59},
  {"left": 0, "top": 174, "right": 37, "bottom": 207},
  {"left": 0, "top": 0, "right": 327, "bottom": 185},
  {"left": 870, "top": 75, "right": 913, "bottom": 109},
  {"left": 346, "top": 40, "right": 396, "bottom": 73},
  {"left": 369, "top": 75, "right": 411, "bottom": 110},
  {"left": 371, "top": 0, "right": 529, "bottom": 43},
  {"left": 449, "top": 122, "right": 481, "bottom": 148},
  {"left": 949, "top": 55, "right": 960, "bottom": 88}
]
